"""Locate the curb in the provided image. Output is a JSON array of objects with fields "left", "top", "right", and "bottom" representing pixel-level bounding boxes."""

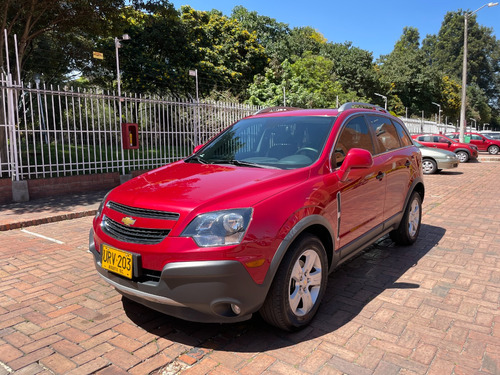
[{"left": 0, "top": 209, "right": 96, "bottom": 231}]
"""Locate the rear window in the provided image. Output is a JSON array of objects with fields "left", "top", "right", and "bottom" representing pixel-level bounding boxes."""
[{"left": 366, "top": 115, "right": 401, "bottom": 153}]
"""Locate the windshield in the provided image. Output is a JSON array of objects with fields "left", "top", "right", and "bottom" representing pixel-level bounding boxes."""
[
  {"left": 483, "top": 133, "right": 500, "bottom": 140},
  {"left": 188, "top": 116, "right": 335, "bottom": 169}
]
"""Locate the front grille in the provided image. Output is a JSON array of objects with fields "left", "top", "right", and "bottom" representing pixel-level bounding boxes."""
[
  {"left": 102, "top": 216, "right": 170, "bottom": 244},
  {"left": 107, "top": 201, "right": 180, "bottom": 220}
]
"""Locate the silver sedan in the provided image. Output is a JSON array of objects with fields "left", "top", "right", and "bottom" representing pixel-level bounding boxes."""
[{"left": 413, "top": 141, "right": 459, "bottom": 174}]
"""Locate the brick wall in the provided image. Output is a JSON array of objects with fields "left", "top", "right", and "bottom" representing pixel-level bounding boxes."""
[{"left": 0, "top": 178, "right": 12, "bottom": 204}]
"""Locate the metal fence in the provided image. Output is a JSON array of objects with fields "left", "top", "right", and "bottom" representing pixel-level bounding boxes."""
[
  {"left": 1, "top": 75, "right": 461, "bottom": 182},
  {"left": 401, "top": 118, "right": 457, "bottom": 135},
  {"left": 0, "top": 74, "right": 259, "bottom": 180}
]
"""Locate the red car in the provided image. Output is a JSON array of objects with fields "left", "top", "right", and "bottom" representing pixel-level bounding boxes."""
[
  {"left": 411, "top": 134, "right": 478, "bottom": 163},
  {"left": 90, "top": 103, "right": 425, "bottom": 331},
  {"left": 446, "top": 132, "right": 500, "bottom": 155}
]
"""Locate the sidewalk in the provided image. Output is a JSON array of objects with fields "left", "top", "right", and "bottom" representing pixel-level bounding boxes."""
[{"left": 0, "top": 190, "right": 108, "bottom": 231}]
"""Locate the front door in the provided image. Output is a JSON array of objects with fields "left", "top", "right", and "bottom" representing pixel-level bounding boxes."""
[{"left": 332, "top": 115, "right": 386, "bottom": 249}]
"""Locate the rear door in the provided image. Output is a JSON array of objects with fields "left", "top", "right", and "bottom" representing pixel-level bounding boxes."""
[
  {"left": 366, "top": 115, "right": 416, "bottom": 222},
  {"left": 468, "top": 133, "right": 488, "bottom": 151}
]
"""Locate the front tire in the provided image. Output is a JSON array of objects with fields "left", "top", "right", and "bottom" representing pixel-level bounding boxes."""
[
  {"left": 488, "top": 145, "right": 499, "bottom": 155},
  {"left": 456, "top": 151, "right": 469, "bottom": 163},
  {"left": 260, "top": 234, "right": 328, "bottom": 331},
  {"left": 390, "top": 191, "right": 422, "bottom": 246},
  {"left": 422, "top": 159, "right": 437, "bottom": 174}
]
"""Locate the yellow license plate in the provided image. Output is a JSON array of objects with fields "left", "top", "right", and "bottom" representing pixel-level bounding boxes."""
[{"left": 101, "top": 245, "right": 133, "bottom": 279}]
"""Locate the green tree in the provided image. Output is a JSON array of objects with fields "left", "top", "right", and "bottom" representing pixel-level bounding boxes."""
[
  {"left": 179, "top": 6, "right": 267, "bottom": 98},
  {"left": 97, "top": 3, "right": 197, "bottom": 96},
  {"left": 230, "top": 6, "right": 290, "bottom": 62},
  {"left": 320, "top": 42, "right": 378, "bottom": 99},
  {"left": 0, "top": 0, "right": 124, "bottom": 82},
  {"left": 422, "top": 10, "right": 500, "bottom": 124},
  {"left": 378, "top": 27, "right": 440, "bottom": 116},
  {"left": 247, "top": 54, "right": 355, "bottom": 108}
]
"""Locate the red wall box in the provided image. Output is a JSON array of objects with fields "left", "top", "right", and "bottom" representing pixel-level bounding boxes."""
[{"left": 121, "top": 123, "right": 139, "bottom": 149}]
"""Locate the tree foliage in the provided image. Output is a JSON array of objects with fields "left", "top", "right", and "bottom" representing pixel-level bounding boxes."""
[
  {"left": 1, "top": 0, "right": 124, "bottom": 83},
  {"left": 2, "top": 1, "right": 499, "bottom": 127}
]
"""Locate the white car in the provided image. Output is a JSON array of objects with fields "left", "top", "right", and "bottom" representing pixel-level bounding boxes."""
[{"left": 414, "top": 141, "right": 459, "bottom": 174}]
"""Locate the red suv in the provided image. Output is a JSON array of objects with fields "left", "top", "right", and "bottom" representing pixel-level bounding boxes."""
[
  {"left": 90, "top": 103, "right": 425, "bottom": 331},
  {"left": 445, "top": 132, "right": 500, "bottom": 155},
  {"left": 411, "top": 134, "right": 478, "bottom": 163}
]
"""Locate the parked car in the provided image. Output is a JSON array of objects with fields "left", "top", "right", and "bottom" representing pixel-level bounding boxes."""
[
  {"left": 90, "top": 102, "right": 425, "bottom": 331},
  {"left": 411, "top": 134, "right": 478, "bottom": 163},
  {"left": 445, "top": 132, "right": 500, "bottom": 155},
  {"left": 413, "top": 140, "right": 459, "bottom": 174}
]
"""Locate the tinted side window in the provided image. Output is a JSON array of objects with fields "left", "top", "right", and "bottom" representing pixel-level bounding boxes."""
[
  {"left": 392, "top": 120, "right": 413, "bottom": 147},
  {"left": 334, "top": 116, "right": 375, "bottom": 167},
  {"left": 367, "top": 115, "right": 401, "bottom": 153}
]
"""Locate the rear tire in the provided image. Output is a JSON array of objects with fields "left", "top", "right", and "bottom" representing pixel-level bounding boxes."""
[
  {"left": 260, "top": 234, "right": 328, "bottom": 331},
  {"left": 488, "top": 145, "right": 499, "bottom": 155},
  {"left": 390, "top": 191, "right": 422, "bottom": 246}
]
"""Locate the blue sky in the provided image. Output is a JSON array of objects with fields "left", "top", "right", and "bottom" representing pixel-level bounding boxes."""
[{"left": 169, "top": 0, "right": 499, "bottom": 59}]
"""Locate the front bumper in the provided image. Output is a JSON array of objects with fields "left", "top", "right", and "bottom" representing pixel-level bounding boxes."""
[
  {"left": 89, "top": 229, "right": 268, "bottom": 323},
  {"left": 436, "top": 159, "right": 459, "bottom": 170}
]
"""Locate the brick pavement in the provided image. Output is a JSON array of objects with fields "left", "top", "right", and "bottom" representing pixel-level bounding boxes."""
[{"left": 0, "top": 160, "right": 499, "bottom": 374}]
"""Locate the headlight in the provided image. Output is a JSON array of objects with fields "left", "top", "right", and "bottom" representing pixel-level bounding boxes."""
[
  {"left": 181, "top": 208, "right": 252, "bottom": 247},
  {"left": 95, "top": 191, "right": 110, "bottom": 219}
]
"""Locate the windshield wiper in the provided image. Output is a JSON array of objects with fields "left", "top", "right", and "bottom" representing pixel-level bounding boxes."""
[
  {"left": 185, "top": 155, "right": 208, "bottom": 164},
  {"left": 213, "top": 159, "right": 280, "bottom": 169}
]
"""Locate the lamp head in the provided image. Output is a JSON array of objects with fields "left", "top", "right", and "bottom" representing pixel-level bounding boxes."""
[
  {"left": 487, "top": 2, "right": 499, "bottom": 7},
  {"left": 122, "top": 34, "right": 131, "bottom": 40}
]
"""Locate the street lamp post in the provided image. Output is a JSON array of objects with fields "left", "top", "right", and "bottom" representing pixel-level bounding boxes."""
[
  {"left": 189, "top": 69, "right": 200, "bottom": 145},
  {"left": 469, "top": 118, "right": 477, "bottom": 131},
  {"left": 374, "top": 93, "right": 387, "bottom": 110},
  {"left": 431, "top": 102, "right": 441, "bottom": 127},
  {"left": 459, "top": 2, "right": 498, "bottom": 143},
  {"left": 114, "top": 33, "right": 130, "bottom": 175}
]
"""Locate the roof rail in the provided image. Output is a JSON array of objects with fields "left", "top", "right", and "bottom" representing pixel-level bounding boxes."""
[
  {"left": 253, "top": 106, "right": 303, "bottom": 115},
  {"left": 338, "top": 102, "right": 387, "bottom": 113}
]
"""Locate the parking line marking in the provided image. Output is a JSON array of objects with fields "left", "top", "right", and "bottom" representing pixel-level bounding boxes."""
[{"left": 20, "top": 229, "right": 64, "bottom": 244}]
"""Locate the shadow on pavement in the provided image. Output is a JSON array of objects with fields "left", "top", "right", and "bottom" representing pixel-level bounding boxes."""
[
  {"left": 437, "top": 171, "right": 463, "bottom": 175},
  {"left": 122, "top": 223, "right": 445, "bottom": 352}
]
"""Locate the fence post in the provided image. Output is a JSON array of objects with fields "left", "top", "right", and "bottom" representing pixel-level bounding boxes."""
[{"left": 6, "top": 74, "right": 20, "bottom": 181}]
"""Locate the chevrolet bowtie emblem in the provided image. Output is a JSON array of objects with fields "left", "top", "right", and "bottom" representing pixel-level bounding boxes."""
[{"left": 121, "top": 217, "right": 136, "bottom": 226}]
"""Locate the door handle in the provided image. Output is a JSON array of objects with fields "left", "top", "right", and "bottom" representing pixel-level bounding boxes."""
[{"left": 376, "top": 171, "right": 385, "bottom": 181}]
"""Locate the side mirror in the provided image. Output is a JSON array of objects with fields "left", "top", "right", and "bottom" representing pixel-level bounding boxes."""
[
  {"left": 192, "top": 145, "right": 204, "bottom": 154},
  {"left": 339, "top": 148, "right": 373, "bottom": 182}
]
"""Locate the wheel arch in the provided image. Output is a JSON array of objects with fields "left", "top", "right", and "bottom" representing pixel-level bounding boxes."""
[
  {"left": 263, "top": 215, "right": 335, "bottom": 290},
  {"left": 454, "top": 148, "right": 470, "bottom": 155},
  {"left": 422, "top": 156, "right": 436, "bottom": 163},
  {"left": 409, "top": 178, "right": 425, "bottom": 204}
]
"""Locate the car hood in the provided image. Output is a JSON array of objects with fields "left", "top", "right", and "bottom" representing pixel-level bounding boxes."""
[
  {"left": 420, "top": 147, "right": 457, "bottom": 158},
  {"left": 107, "top": 160, "right": 309, "bottom": 216}
]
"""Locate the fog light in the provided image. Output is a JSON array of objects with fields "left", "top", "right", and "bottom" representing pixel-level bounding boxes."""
[{"left": 230, "top": 304, "right": 241, "bottom": 315}]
